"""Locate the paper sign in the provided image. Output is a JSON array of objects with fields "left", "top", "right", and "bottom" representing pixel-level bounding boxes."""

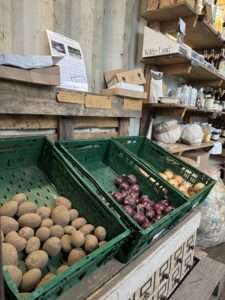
[{"left": 46, "top": 30, "right": 88, "bottom": 91}]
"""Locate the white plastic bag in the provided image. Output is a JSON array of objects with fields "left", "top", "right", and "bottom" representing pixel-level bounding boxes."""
[
  {"left": 149, "top": 70, "right": 163, "bottom": 103},
  {"left": 153, "top": 120, "right": 181, "bottom": 144},
  {"left": 181, "top": 124, "right": 203, "bottom": 145},
  {"left": 197, "top": 179, "right": 225, "bottom": 248}
]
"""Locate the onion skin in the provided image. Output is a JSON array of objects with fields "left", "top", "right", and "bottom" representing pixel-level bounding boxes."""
[
  {"left": 123, "top": 205, "right": 135, "bottom": 216},
  {"left": 146, "top": 209, "right": 155, "bottom": 220},
  {"left": 123, "top": 196, "right": 136, "bottom": 207},
  {"left": 120, "top": 182, "right": 130, "bottom": 191},
  {"left": 133, "top": 213, "right": 145, "bottom": 225},
  {"left": 130, "top": 184, "right": 140, "bottom": 194},
  {"left": 112, "top": 192, "right": 123, "bottom": 203}
]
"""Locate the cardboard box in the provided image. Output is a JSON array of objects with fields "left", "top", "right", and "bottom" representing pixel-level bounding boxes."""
[{"left": 146, "top": 0, "right": 160, "bottom": 10}]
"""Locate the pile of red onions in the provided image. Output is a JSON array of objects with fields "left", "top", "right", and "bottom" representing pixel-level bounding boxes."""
[{"left": 111, "top": 174, "right": 174, "bottom": 229}]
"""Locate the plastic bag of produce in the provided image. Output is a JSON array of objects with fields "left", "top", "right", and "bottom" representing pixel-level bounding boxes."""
[
  {"left": 153, "top": 120, "right": 181, "bottom": 144},
  {"left": 196, "top": 179, "right": 225, "bottom": 248},
  {"left": 181, "top": 124, "right": 203, "bottom": 145}
]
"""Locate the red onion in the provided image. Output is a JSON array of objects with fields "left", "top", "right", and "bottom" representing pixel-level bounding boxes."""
[
  {"left": 133, "top": 212, "right": 145, "bottom": 225},
  {"left": 142, "top": 200, "right": 152, "bottom": 211},
  {"left": 121, "top": 191, "right": 128, "bottom": 199},
  {"left": 127, "top": 174, "right": 137, "bottom": 185},
  {"left": 112, "top": 192, "right": 123, "bottom": 203},
  {"left": 155, "top": 209, "right": 162, "bottom": 217},
  {"left": 142, "top": 218, "right": 151, "bottom": 229},
  {"left": 124, "top": 205, "right": 135, "bottom": 216},
  {"left": 139, "top": 195, "right": 149, "bottom": 202},
  {"left": 160, "top": 199, "right": 169, "bottom": 207},
  {"left": 123, "top": 195, "right": 136, "bottom": 207},
  {"left": 130, "top": 184, "right": 140, "bottom": 193},
  {"left": 120, "top": 182, "right": 130, "bottom": 191},
  {"left": 154, "top": 203, "right": 164, "bottom": 211},
  {"left": 146, "top": 209, "right": 155, "bottom": 219},
  {"left": 164, "top": 206, "right": 173, "bottom": 214}
]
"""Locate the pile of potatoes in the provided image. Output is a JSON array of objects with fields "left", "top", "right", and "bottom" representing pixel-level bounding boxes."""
[
  {"left": 159, "top": 169, "right": 205, "bottom": 198},
  {"left": 0, "top": 193, "right": 107, "bottom": 295}
]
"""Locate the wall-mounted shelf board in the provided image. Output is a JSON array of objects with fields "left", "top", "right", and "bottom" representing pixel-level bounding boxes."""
[
  {"left": 162, "top": 141, "right": 215, "bottom": 154},
  {"left": 142, "top": 53, "right": 225, "bottom": 86},
  {"left": 143, "top": 2, "right": 225, "bottom": 50}
]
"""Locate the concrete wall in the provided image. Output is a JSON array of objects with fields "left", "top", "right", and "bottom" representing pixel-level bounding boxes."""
[{"left": 0, "top": 0, "right": 147, "bottom": 92}]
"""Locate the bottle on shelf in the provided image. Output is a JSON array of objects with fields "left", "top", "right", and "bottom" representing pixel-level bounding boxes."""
[
  {"left": 217, "top": 49, "right": 225, "bottom": 76},
  {"left": 208, "top": 49, "right": 216, "bottom": 66}
]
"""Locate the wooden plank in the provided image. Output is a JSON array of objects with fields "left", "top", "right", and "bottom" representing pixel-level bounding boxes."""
[
  {"left": 0, "top": 115, "right": 57, "bottom": 129},
  {"left": 0, "top": 129, "right": 57, "bottom": 141},
  {"left": 85, "top": 94, "right": 112, "bottom": 109},
  {"left": 102, "top": 88, "right": 147, "bottom": 99},
  {"left": 170, "top": 257, "right": 225, "bottom": 300},
  {"left": 159, "top": 63, "right": 192, "bottom": 75},
  {"left": 73, "top": 130, "right": 118, "bottom": 139},
  {"left": 74, "top": 117, "right": 119, "bottom": 129},
  {"left": 58, "top": 117, "right": 74, "bottom": 140},
  {"left": 0, "top": 92, "right": 141, "bottom": 118},
  {"left": 123, "top": 99, "right": 143, "bottom": 111},
  {"left": 57, "top": 90, "right": 85, "bottom": 105},
  {"left": 115, "top": 69, "right": 146, "bottom": 85},
  {"left": 104, "top": 69, "right": 124, "bottom": 84},
  {"left": 142, "top": 2, "right": 196, "bottom": 22},
  {"left": 0, "top": 65, "right": 60, "bottom": 86},
  {"left": 164, "top": 142, "right": 215, "bottom": 154},
  {"left": 119, "top": 118, "right": 129, "bottom": 136}
]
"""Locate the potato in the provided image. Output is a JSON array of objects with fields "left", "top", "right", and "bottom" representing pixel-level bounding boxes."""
[
  {"left": 1, "top": 216, "right": 19, "bottom": 234},
  {"left": 68, "top": 249, "right": 86, "bottom": 266},
  {"left": 94, "top": 226, "right": 107, "bottom": 241},
  {"left": 26, "top": 237, "right": 40, "bottom": 254},
  {"left": 18, "top": 260, "right": 27, "bottom": 274},
  {"left": 71, "top": 231, "right": 85, "bottom": 248},
  {"left": 168, "top": 179, "right": 179, "bottom": 188},
  {"left": 2, "top": 243, "right": 18, "bottom": 265},
  {"left": 17, "top": 201, "right": 37, "bottom": 217},
  {"left": 5, "top": 231, "right": 26, "bottom": 251},
  {"left": 193, "top": 182, "right": 205, "bottom": 193},
  {"left": 0, "top": 201, "right": 18, "bottom": 217},
  {"left": 72, "top": 217, "right": 87, "bottom": 229},
  {"left": 18, "top": 213, "right": 41, "bottom": 228},
  {"left": 19, "top": 227, "right": 34, "bottom": 240},
  {"left": 36, "top": 227, "right": 50, "bottom": 242},
  {"left": 11, "top": 193, "right": 27, "bottom": 205},
  {"left": 159, "top": 172, "right": 168, "bottom": 180},
  {"left": 36, "top": 207, "right": 51, "bottom": 219},
  {"left": 61, "top": 235, "right": 72, "bottom": 253},
  {"left": 4, "top": 265, "right": 22, "bottom": 287},
  {"left": 25, "top": 250, "right": 48, "bottom": 270},
  {"left": 99, "top": 241, "right": 106, "bottom": 247},
  {"left": 79, "top": 224, "right": 94, "bottom": 236},
  {"left": 64, "top": 225, "right": 76, "bottom": 235},
  {"left": 182, "top": 181, "right": 192, "bottom": 190},
  {"left": 55, "top": 196, "right": 72, "bottom": 209},
  {"left": 84, "top": 234, "right": 98, "bottom": 253},
  {"left": 164, "top": 170, "right": 174, "bottom": 180},
  {"left": 36, "top": 272, "right": 55, "bottom": 288},
  {"left": 55, "top": 265, "right": 69, "bottom": 275},
  {"left": 174, "top": 175, "right": 184, "bottom": 186},
  {"left": 51, "top": 205, "right": 70, "bottom": 226},
  {"left": 50, "top": 225, "right": 64, "bottom": 238},
  {"left": 43, "top": 237, "right": 61, "bottom": 257},
  {"left": 1, "top": 230, "right": 4, "bottom": 242},
  {"left": 20, "top": 268, "right": 42, "bottom": 292},
  {"left": 69, "top": 209, "right": 79, "bottom": 222},
  {"left": 41, "top": 218, "right": 53, "bottom": 228},
  {"left": 178, "top": 185, "right": 189, "bottom": 196}
]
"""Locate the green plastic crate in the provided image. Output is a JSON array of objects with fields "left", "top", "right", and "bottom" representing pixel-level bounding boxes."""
[
  {"left": 114, "top": 136, "right": 216, "bottom": 205},
  {"left": 0, "top": 136, "right": 130, "bottom": 300},
  {"left": 57, "top": 139, "right": 191, "bottom": 263}
]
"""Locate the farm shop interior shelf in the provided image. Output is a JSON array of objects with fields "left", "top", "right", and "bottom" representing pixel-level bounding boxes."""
[
  {"left": 0, "top": 80, "right": 142, "bottom": 118},
  {"left": 142, "top": 2, "right": 225, "bottom": 50},
  {"left": 142, "top": 53, "right": 225, "bottom": 87}
]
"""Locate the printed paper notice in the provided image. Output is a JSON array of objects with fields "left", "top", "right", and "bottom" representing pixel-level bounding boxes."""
[{"left": 46, "top": 30, "right": 88, "bottom": 91}]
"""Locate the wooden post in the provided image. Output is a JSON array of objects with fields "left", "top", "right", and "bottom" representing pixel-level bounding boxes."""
[
  {"left": 58, "top": 117, "right": 74, "bottom": 140},
  {"left": 119, "top": 118, "right": 129, "bottom": 136}
]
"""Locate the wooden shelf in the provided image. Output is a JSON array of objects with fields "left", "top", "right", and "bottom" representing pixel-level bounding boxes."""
[
  {"left": 143, "top": 2, "right": 196, "bottom": 22},
  {"left": 162, "top": 141, "right": 215, "bottom": 154},
  {"left": 142, "top": 53, "right": 225, "bottom": 86},
  {"left": 143, "top": 2, "right": 225, "bottom": 50}
]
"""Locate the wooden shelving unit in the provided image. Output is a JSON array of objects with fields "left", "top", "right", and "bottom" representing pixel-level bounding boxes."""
[
  {"left": 143, "top": 2, "right": 225, "bottom": 50},
  {"left": 142, "top": 53, "right": 225, "bottom": 87}
]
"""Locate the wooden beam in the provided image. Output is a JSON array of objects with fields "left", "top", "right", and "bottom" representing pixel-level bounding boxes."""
[
  {"left": 0, "top": 115, "right": 57, "bottom": 129},
  {"left": 73, "top": 130, "right": 118, "bottom": 139},
  {"left": 160, "top": 16, "right": 198, "bottom": 34},
  {"left": 74, "top": 117, "right": 119, "bottom": 129}
]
